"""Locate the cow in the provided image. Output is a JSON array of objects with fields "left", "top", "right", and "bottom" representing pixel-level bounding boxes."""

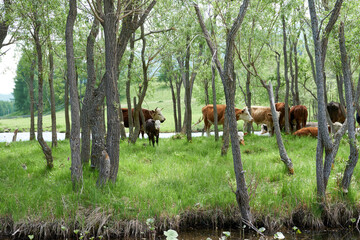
[
  {"left": 289, "top": 105, "right": 308, "bottom": 131},
  {"left": 293, "top": 127, "right": 319, "bottom": 138},
  {"left": 122, "top": 107, "right": 165, "bottom": 138},
  {"left": 275, "top": 102, "right": 289, "bottom": 130},
  {"left": 294, "top": 125, "right": 333, "bottom": 137},
  {"left": 327, "top": 101, "right": 346, "bottom": 123},
  {"left": 250, "top": 106, "right": 280, "bottom": 136},
  {"left": 145, "top": 119, "right": 161, "bottom": 147},
  {"left": 195, "top": 104, "right": 253, "bottom": 137},
  {"left": 238, "top": 131, "right": 248, "bottom": 145}
]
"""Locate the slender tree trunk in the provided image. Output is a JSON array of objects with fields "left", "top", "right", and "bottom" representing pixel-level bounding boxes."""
[
  {"left": 282, "top": 15, "right": 290, "bottom": 133},
  {"left": 66, "top": 0, "right": 82, "bottom": 191},
  {"left": 169, "top": 75, "right": 178, "bottom": 133},
  {"left": 289, "top": 40, "right": 295, "bottom": 106},
  {"left": 339, "top": 22, "right": 358, "bottom": 193},
  {"left": 33, "top": 16, "right": 53, "bottom": 168},
  {"left": 81, "top": 3, "right": 100, "bottom": 164},
  {"left": 245, "top": 70, "right": 252, "bottom": 133},
  {"left": 293, "top": 41, "right": 300, "bottom": 105},
  {"left": 267, "top": 81, "right": 294, "bottom": 173},
  {"left": 303, "top": 31, "right": 317, "bottom": 84},
  {"left": 211, "top": 63, "right": 219, "bottom": 141},
  {"left": 204, "top": 78, "right": 209, "bottom": 105},
  {"left": 275, "top": 53, "right": 281, "bottom": 103},
  {"left": 29, "top": 57, "right": 36, "bottom": 141},
  {"left": 126, "top": 34, "right": 135, "bottom": 139},
  {"left": 336, "top": 74, "right": 346, "bottom": 107},
  {"left": 48, "top": 41, "right": 57, "bottom": 147},
  {"left": 194, "top": 0, "right": 253, "bottom": 224},
  {"left": 308, "top": 0, "right": 343, "bottom": 199},
  {"left": 184, "top": 34, "right": 192, "bottom": 141},
  {"left": 176, "top": 78, "right": 182, "bottom": 132},
  {"left": 64, "top": 73, "right": 70, "bottom": 139}
]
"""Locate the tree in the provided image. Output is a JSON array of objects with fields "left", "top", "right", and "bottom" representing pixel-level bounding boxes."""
[
  {"left": 307, "top": 0, "right": 345, "bottom": 200},
  {"left": 0, "top": 0, "right": 12, "bottom": 50},
  {"left": 66, "top": 0, "right": 82, "bottom": 191},
  {"left": 194, "top": 0, "right": 253, "bottom": 225}
]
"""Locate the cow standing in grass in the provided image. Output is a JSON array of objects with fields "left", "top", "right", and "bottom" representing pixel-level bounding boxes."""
[{"left": 146, "top": 119, "right": 161, "bottom": 147}]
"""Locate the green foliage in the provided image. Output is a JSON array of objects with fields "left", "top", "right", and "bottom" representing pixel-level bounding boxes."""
[{"left": 0, "top": 100, "right": 15, "bottom": 116}]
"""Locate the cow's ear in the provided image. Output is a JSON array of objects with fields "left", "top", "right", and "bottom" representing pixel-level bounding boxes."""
[{"left": 267, "top": 113, "right": 272, "bottom": 117}]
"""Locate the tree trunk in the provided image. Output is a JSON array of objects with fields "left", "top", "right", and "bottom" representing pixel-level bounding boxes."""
[
  {"left": 103, "top": 0, "right": 121, "bottom": 183},
  {"left": 65, "top": 73, "right": 70, "bottom": 139},
  {"left": 48, "top": 41, "right": 57, "bottom": 147},
  {"left": 29, "top": 57, "right": 36, "bottom": 141},
  {"left": 33, "top": 15, "right": 53, "bottom": 169},
  {"left": 267, "top": 81, "right": 294, "bottom": 174},
  {"left": 66, "top": 0, "right": 82, "bottom": 191},
  {"left": 275, "top": 53, "right": 281, "bottom": 103},
  {"left": 176, "top": 78, "right": 182, "bottom": 132},
  {"left": 293, "top": 41, "right": 300, "bottom": 105},
  {"left": 81, "top": 3, "right": 100, "bottom": 164},
  {"left": 339, "top": 22, "right": 358, "bottom": 193},
  {"left": 336, "top": 74, "right": 346, "bottom": 107},
  {"left": 97, "top": 150, "right": 110, "bottom": 187},
  {"left": 126, "top": 34, "right": 135, "bottom": 139},
  {"left": 303, "top": 31, "right": 317, "bottom": 84},
  {"left": 211, "top": 63, "right": 219, "bottom": 140},
  {"left": 204, "top": 78, "right": 209, "bottom": 105},
  {"left": 194, "top": 0, "right": 253, "bottom": 224},
  {"left": 289, "top": 40, "right": 295, "bottom": 106},
  {"left": 282, "top": 15, "right": 290, "bottom": 133},
  {"left": 169, "top": 75, "right": 178, "bottom": 133},
  {"left": 0, "top": 0, "right": 11, "bottom": 50},
  {"left": 184, "top": 34, "right": 192, "bottom": 141},
  {"left": 308, "top": 0, "right": 343, "bottom": 200},
  {"left": 245, "top": 70, "right": 252, "bottom": 133}
]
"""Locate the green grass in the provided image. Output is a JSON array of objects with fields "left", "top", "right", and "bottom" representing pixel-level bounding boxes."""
[{"left": 1, "top": 133, "right": 359, "bottom": 227}]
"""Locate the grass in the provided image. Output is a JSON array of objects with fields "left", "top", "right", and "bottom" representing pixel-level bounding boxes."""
[{"left": 1, "top": 132, "right": 359, "bottom": 238}]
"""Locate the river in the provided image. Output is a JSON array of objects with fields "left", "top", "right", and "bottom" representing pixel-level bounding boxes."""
[{"left": 0, "top": 131, "right": 269, "bottom": 143}]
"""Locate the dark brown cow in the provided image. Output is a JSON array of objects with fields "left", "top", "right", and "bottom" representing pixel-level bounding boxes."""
[
  {"left": 122, "top": 107, "right": 165, "bottom": 138},
  {"left": 196, "top": 104, "right": 253, "bottom": 136},
  {"left": 250, "top": 106, "right": 280, "bottom": 136},
  {"left": 327, "top": 101, "right": 346, "bottom": 123},
  {"left": 289, "top": 105, "right": 308, "bottom": 131},
  {"left": 275, "top": 102, "right": 289, "bottom": 130}
]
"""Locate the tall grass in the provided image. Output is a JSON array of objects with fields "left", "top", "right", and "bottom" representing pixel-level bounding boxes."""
[{"left": 1, "top": 133, "right": 359, "bottom": 227}]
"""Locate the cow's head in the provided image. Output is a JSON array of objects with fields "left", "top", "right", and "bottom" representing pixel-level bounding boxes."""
[
  {"left": 151, "top": 107, "right": 166, "bottom": 123},
  {"left": 236, "top": 106, "right": 253, "bottom": 122},
  {"left": 238, "top": 131, "right": 248, "bottom": 145},
  {"left": 155, "top": 120, "right": 161, "bottom": 130}
]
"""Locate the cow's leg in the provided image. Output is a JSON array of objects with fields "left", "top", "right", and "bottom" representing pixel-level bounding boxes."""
[
  {"left": 296, "top": 119, "right": 301, "bottom": 131},
  {"left": 151, "top": 135, "right": 155, "bottom": 147},
  {"left": 156, "top": 134, "right": 159, "bottom": 146}
]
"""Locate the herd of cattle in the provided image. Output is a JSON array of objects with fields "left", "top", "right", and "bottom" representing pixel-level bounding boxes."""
[{"left": 121, "top": 101, "right": 355, "bottom": 147}]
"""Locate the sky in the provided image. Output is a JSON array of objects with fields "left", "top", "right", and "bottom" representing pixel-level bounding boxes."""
[{"left": 0, "top": 43, "right": 20, "bottom": 95}]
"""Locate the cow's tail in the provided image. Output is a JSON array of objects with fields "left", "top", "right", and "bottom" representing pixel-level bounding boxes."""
[{"left": 192, "top": 116, "right": 204, "bottom": 128}]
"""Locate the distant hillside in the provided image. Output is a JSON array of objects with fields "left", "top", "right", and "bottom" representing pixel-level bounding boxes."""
[{"left": 0, "top": 94, "right": 13, "bottom": 102}]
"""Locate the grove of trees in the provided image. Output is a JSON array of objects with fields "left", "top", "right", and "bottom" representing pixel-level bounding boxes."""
[{"left": 1, "top": 0, "right": 360, "bottom": 230}]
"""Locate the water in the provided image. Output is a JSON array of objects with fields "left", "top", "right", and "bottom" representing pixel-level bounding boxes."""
[{"left": 0, "top": 131, "right": 269, "bottom": 143}]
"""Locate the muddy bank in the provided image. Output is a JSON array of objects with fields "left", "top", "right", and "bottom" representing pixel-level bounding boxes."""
[{"left": 1, "top": 203, "right": 359, "bottom": 240}]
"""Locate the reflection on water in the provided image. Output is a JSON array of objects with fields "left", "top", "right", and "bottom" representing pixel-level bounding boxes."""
[
  {"left": 1, "top": 229, "right": 359, "bottom": 240},
  {"left": 159, "top": 229, "right": 359, "bottom": 240}
]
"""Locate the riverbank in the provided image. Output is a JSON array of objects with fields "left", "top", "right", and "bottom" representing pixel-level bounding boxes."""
[{"left": 1, "top": 134, "right": 359, "bottom": 239}]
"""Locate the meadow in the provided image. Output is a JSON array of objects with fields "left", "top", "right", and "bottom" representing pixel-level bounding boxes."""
[{"left": 0, "top": 130, "right": 359, "bottom": 238}]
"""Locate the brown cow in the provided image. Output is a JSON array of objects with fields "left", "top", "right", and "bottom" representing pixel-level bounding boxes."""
[
  {"left": 250, "top": 106, "right": 280, "bottom": 136},
  {"left": 197, "top": 104, "right": 253, "bottom": 136},
  {"left": 275, "top": 102, "right": 289, "bottom": 130},
  {"left": 289, "top": 105, "right": 308, "bottom": 131},
  {"left": 327, "top": 101, "right": 346, "bottom": 123},
  {"left": 122, "top": 107, "right": 165, "bottom": 138},
  {"left": 293, "top": 126, "right": 331, "bottom": 137},
  {"left": 293, "top": 127, "right": 318, "bottom": 137}
]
